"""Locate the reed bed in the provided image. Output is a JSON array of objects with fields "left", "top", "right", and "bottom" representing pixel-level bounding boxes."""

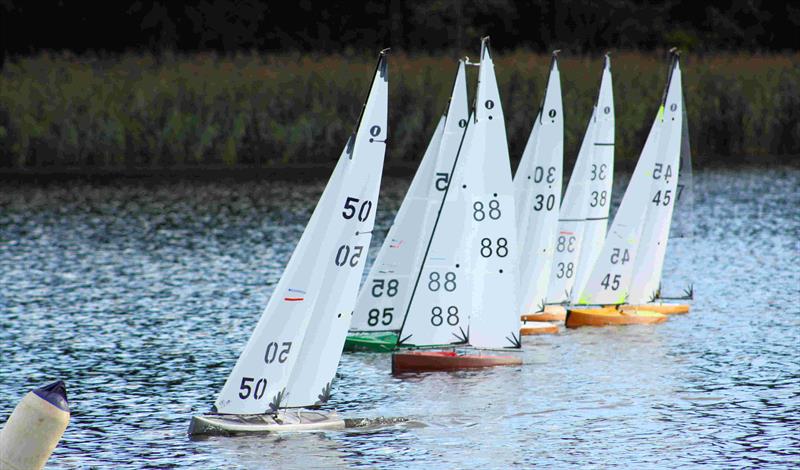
[{"left": 0, "top": 51, "right": 797, "bottom": 170}]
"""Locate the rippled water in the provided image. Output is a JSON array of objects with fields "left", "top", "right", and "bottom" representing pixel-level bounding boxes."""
[{"left": 1, "top": 167, "right": 798, "bottom": 469}]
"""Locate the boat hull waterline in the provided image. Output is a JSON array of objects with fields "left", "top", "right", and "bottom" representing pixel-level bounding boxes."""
[
  {"left": 565, "top": 306, "right": 668, "bottom": 328},
  {"left": 343, "top": 333, "right": 399, "bottom": 352},
  {"left": 621, "top": 303, "right": 690, "bottom": 314},
  {"left": 520, "top": 321, "right": 559, "bottom": 336},
  {"left": 188, "top": 410, "right": 345, "bottom": 436},
  {"left": 391, "top": 351, "right": 522, "bottom": 374},
  {"left": 520, "top": 305, "right": 567, "bottom": 322}
]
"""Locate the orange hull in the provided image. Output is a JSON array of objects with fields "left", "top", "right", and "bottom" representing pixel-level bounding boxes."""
[
  {"left": 520, "top": 321, "right": 559, "bottom": 336},
  {"left": 565, "top": 306, "right": 668, "bottom": 328},
  {"left": 621, "top": 303, "right": 690, "bottom": 315},
  {"left": 391, "top": 351, "right": 522, "bottom": 374},
  {"left": 520, "top": 305, "right": 567, "bottom": 322}
]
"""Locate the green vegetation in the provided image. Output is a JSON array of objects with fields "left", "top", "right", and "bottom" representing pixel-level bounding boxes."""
[{"left": 0, "top": 51, "right": 797, "bottom": 171}]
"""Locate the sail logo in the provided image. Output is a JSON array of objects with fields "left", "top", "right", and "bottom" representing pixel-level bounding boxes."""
[{"left": 284, "top": 288, "right": 306, "bottom": 302}]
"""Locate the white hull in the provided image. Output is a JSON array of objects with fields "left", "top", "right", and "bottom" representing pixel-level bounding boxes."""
[{"left": 188, "top": 410, "right": 345, "bottom": 436}]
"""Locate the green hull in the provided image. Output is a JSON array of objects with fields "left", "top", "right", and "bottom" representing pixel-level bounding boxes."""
[{"left": 343, "top": 333, "right": 398, "bottom": 353}]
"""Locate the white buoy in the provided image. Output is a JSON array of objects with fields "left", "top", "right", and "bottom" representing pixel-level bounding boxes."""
[{"left": 0, "top": 381, "right": 70, "bottom": 470}]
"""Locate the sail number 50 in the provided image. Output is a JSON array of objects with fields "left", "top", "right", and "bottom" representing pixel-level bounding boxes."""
[
  {"left": 239, "top": 377, "right": 268, "bottom": 400},
  {"left": 335, "top": 245, "right": 364, "bottom": 267},
  {"left": 264, "top": 341, "right": 292, "bottom": 364},
  {"left": 342, "top": 197, "right": 373, "bottom": 221}
]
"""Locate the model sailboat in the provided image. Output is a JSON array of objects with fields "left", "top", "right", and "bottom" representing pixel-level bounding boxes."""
[
  {"left": 392, "top": 38, "right": 522, "bottom": 373},
  {"left": 567, "top": 51, "right": 686, "bottom": 328},
  {"left": 344, "top": 61, "right": 469, "bottom": 352},
  {"left": 189, "top": 50, "right": 389, "bottom": 435},
  {"left": 621, "top": 89, "right": 693, "bottom": 314},
  {"left": 513, "top": 52, "right": 564, "bottom": 332},
  {"left": 524, "top": 55, "right": 615, "bottom": 323}
]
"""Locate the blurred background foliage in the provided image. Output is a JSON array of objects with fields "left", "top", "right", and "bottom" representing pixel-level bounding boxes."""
[
  {"left": 1, "top": 51, "right": 797, "bottom": 170},
  {"left": 0, "top": 0, "right": 797, "bottom": 170}
]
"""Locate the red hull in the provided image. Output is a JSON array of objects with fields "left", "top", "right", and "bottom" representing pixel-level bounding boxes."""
[{"left": 392, "top": 351, "right": 522, "bottom": 374}]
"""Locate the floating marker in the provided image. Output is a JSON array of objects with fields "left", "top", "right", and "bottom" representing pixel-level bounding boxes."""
[{"left": 0, "top": 381, "right": 70, "bottom": 470}]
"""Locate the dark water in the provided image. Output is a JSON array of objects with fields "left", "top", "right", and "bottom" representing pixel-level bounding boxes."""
[{"left": 1, "top": 167, "right": 798, "bottom": 469}]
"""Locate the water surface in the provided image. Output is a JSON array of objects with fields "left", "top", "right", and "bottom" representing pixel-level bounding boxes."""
[{"left": 1, "top": 167, "right": 798, "bottom": 468}]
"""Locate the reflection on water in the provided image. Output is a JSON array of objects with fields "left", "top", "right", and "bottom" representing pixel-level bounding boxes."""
[{"left": 0, "top": 167, "right": 798, "bottom": 468}]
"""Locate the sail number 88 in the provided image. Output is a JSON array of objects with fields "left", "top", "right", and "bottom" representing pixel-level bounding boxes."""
[
  {"left": 480, "top": 238, "right": 508, "bottom": 258},
  {"left": 473, "top": 199, "right": 502, "bottom": 221},
  {"left": 431, "top": 306, "right": 459, "bottom": 326}
]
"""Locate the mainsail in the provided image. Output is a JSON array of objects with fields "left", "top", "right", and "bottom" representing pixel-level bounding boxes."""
[
  {"left": 349, "top": 61, "right": 468, "bottom": 333},
  {"left": 398, "top": 38, "right": 520, "bottom": 349},
  {"left": 576, "top": 53, "right": 683, "bottom": 306},
  {"left": 513, "top": 53, "right": 564, "bottom": 314},
  {"left": 214, "top": 52, "right": 388, "bottom": 414},
  {"left": 545, "top": 55, "right": 614, "bottom": 304},
  {"left": 627, "top": 57, "right": 685, "bottom": 304}
]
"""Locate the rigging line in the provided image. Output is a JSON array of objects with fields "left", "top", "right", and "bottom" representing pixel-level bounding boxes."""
[
  {"left": 395, "top": 97, "right": 473, "bottom": 347},
  {"left": 593, "top": 142, "right": 614, "bottom": 146}
]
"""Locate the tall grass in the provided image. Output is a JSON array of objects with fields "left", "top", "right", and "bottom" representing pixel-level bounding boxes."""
[{"left": 0, "top": 51, "right": 797, "bottom": 170}]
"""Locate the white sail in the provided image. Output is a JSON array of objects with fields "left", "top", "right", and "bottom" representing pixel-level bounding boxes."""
[
  {"left": 571, "top": 55, "right": 615, "bottom": 301},
  {"left": 576, "top": 54, "right": 682, "bottom": 305},
  {"left": 514, "top": 54, "right": 564, "bottom": 313},
  {"left": 627, "top": 59, "right": 684, "bottom": 304},
  {"left": 545, "top": 109, "right": 595, "bottom": 304},
  {"left": 349, "top": 61, "right": 468, "bottom": 333},
  {"left": 657, "top": 93, "right": 694, "bottom": 298},
  {"left": 545, "top": 55, "right": 614, "bottom": 304},
  {"left": 214, "top": 52, "right": 388, "bottom": 414},
  {"left": 398, "top": 38, "right": 520, "bottom": 349}
]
